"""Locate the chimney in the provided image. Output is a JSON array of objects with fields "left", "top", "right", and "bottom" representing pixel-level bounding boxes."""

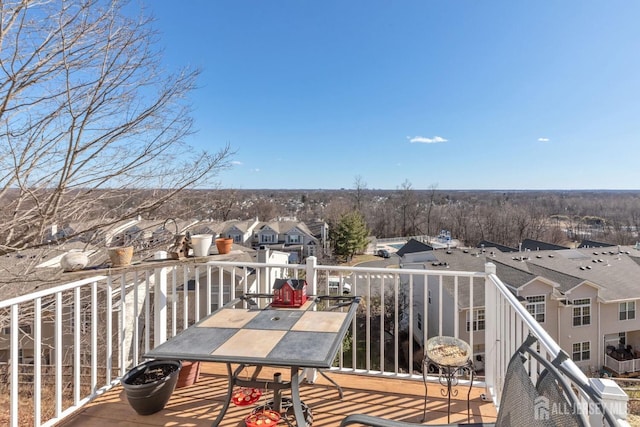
[{"left": 257, "top": 246, "right": 270, "bottom": 263}]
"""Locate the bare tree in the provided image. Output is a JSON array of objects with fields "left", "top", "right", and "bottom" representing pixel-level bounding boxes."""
[
  {"left": 352, "top": 175, "right": 367, "bottom": 212},
  {"left": 396, "top": 180, "right": 422, "bottom": 237},
  {"left": 425, "top": 184, "right": 438, "bottom": 236},
  {"left": 0, "top": 0, "right": 234, "bottom": 255}
]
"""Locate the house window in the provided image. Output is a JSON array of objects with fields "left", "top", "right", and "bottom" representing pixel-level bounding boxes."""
[
  {"left": 428, "top": 289, "right": 432, "bottom": 304},
  {"left": 288, "top": 234, "right": 301, "bottom": 244},
  {"left": 526, "top": 295, "right": 545, "bottom": 323},
  {"left": 2, "top": 325, "right": 32, "bottom": 335},
  {"left": 417, "top": 313, "right": 422, "bottom": 331},
  {"left": 466, "top": 309, "right": 485, "bottom": 332},
  {"left": 261, "top": 234, "right": 275, "bottom": 244},
  {"left": 233, "top": 235, "right": 242, "bottom": 243},
  {"left": 619, "top": 301, "right": 635, "bottom": 321},
  {"left": 572, "top": 298, "right": 591, "bottom": 326},
  {"left": 572, "top": 342, "right": 590, "bottom": 361}
]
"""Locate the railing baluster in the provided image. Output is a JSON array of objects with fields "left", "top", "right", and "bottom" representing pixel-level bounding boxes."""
[
  {"left": 55, "top": 292, "right": 62, "bottom": 417},
  {"left": 217, "top": 265, "right": 224, "bottom": 309},
  {"left": 91, "top": 281, "right": 98, "bottom": 393},
  {"left": 10, "top": 304, "right": 18, "bottom": 427},
  {"left": 106, "top": 276, "right": 113, "bottom": 385},
  {"left": 171, "top": 267, "right": 177, "bottom": 337},
  {"left": 74, "top": 287, "right": 81, "bottom": 405},
  {"left": 206, "top": 264, "right": 212, "bottom": 315},
  {"left": 34, "top": 298, "right": 42, "bottom": 427},
  {"left": 183, "top": 267, "right": 189, "bottom": 330},
  {"left": 394, "top": 277, "right": 399, "bottom": 374},
  {"left": 365, "top": 273, "right": 371, "bottom": 372},
  {"left": 2, "top": 258, "right": 627, "bottom": 426},
  {"left": 144, "top": 270, "right": 150, "bottom": 353},
  {"left": 119, "top": 274, "right": 126, "bottom": 376},
  {"left": 132, "top": 272, "right": 139, "bottom": 367},
  {"left": 408, "top": 273, "right": 414, "bottom": 374},
  {"left": 438, "top": 275, "right": 443, "bottom": 337},
  {"left": 194, "top": 266, "right": 200, "bottom": 322}
]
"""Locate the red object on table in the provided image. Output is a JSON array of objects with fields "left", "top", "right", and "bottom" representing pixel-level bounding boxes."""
[{"left": 271, "top": 279, "right": 307, "bottom": 308}]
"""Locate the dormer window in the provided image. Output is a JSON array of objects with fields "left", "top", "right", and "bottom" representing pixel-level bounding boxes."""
[
  {"left": 261, "top": 234, "right": 276, "bottom": 244},
  {"left": 288, "top": 234, "right": 301, "bottom": 244},
  {"left": 525, "top": 295, "right": 546, "bottom": 323}
]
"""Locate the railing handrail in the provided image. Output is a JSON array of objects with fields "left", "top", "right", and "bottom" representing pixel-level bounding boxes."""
[
  {"left": 486, "top": 271, "right": 591, "bottom": 384},
  {"left": 0, "top": 275, "right": 108, "bottom": 309}
]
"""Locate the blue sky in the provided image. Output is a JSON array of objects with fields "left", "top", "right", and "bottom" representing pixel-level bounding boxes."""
[{"left": 147, "top": 1, "right": 640, "bottom": 190}]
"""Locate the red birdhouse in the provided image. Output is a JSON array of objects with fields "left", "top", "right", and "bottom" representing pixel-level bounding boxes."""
[{"left": 272, "top": 279, "right": 308, "bottom": 308}]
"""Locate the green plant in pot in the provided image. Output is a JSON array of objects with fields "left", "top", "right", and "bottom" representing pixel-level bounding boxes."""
[{"left": 121, "top": 360, "right": 181, "bottom": 415}]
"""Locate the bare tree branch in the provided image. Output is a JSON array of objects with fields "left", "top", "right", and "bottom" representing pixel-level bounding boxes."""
[{"left": 0, "top": 0, "right": 235, "bottom": 255}]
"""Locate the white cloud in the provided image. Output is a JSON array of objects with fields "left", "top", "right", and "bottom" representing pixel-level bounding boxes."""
[
  {"left": 252, "top": 168, "right": 260, "bottom": 173},
  {"left": 408, "top": 135, "right": 448, "bottom": 144},
  {"left": 538, "top": 137, "right": 550, "bottom": 142},
  {"left": 231, "top": 160, "right": 243, "bottom": 165}
]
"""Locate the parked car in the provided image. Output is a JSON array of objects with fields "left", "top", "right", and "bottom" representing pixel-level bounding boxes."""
[
  {"left": 377, "top": 249, "right": 390, "bottom": 258},
  {"left": 328, "top": 277, "right": 352, "bottom": 294}
]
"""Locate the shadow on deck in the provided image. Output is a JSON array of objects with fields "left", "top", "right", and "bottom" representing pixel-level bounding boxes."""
[{"left": 60, "top": 363, "right": 497, "bottom": 426}]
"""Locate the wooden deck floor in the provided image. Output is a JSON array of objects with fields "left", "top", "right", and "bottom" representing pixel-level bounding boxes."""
[{"left": 59, "top": 363, "right": 497, "bottom": 426}]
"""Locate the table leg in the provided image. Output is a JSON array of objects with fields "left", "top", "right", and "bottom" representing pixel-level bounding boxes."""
[
  {"left": 466, "top": 366, "right": 474, "bottom": 423},
  {"left": 446, "top": 370, "right": 452, "bottom": 424},
  {"left": 290, "top": 366, "right": 307, "bottom": 426},
  {"left": 437, "top": 366, "right": 458, "bottom": 424},
  {"left": 422, "top": 364, "right": 428, "bottom": 422},
  {"left": 211, "top": 363, "right": 241, "bottom": 427},
  {"left": 317, "top": 370, "right": 343, "bottom": 399},
  {"left": 273, "top": 372, "right": 283, "bottom": 413}
]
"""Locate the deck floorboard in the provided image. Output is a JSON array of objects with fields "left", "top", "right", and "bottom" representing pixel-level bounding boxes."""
[{"left": 59, "top": 363, "right": 497, "bottom": 426}]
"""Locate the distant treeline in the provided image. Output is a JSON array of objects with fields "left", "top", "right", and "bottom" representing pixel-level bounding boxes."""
[{"left": 155, "top": 188, "right": 640, "bottom": 249}]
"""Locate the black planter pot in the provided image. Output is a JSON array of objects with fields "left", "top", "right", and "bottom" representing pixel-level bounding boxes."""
[{"left": 121, "top": 360, "right": 182, "bottom": 415}]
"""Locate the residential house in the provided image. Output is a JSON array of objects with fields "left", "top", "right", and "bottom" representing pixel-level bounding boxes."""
[
  {"left": 520, "top": 238, "right": 569, "bottom": 251},
  {"left": 579, "top": 239, "right": 616, "bottom": 249},
  {"left": 396, "top": 238, "right": 434, "bottom": 258},
  {"left": 304, "top": 219, "right": 330, "bottom": 256},
  {"left": 252, "top": 220, "right": 320, "bottom": 262},
  {"left": 399, "top": 242, "right": 640, "bottom": 376},
  {"left": 222, "top": 219, "right": 261, "bottom": 246}
]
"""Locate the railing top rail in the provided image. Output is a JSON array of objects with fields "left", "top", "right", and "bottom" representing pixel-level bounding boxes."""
[
  {"left": 203, "top": 259, "right": 486, "bottom": 279},
  {"left": 0, "top": 275, "right": 108, "bottom": 308},
  {"left": 203, "top": 260, "right": 305, "bottom": 269},
  {"left": 316, "top": 264, "right": 486, "bottom": 278}
]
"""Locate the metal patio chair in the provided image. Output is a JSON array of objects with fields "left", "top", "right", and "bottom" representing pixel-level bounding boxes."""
[{"left": 340, "top": 334, "right": 618, "bottom": 427}]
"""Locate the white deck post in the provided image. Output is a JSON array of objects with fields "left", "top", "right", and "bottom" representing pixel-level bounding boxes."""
[
  {"left": 589, "top": 378, "right": 630, "bottom": 426},
  {"left": 154, "top": 264, "right": 168, "bottom": 346},
  {"left": 303, "top": 256, "right": 319, "bottom": 382},
  {"left": 305, "top": 256, "right": 318, "bottom": 295},
  {"left": 484, "top": 262, "right": 497, "bottom": 404}
]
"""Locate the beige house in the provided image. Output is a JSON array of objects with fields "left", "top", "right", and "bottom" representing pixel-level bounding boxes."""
[
  {"left": 402, "top": 244, "right": 640, "bottom": 376},
  {"left": 240, "top": 219, "right": 321, "bottom": 262}
]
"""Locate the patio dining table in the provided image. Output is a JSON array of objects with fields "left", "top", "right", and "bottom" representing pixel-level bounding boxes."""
[{"left": 144, "top": 293, "right": 361, "bottom": 426}]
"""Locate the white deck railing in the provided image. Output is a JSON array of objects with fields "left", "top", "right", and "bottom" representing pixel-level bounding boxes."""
[
  {"left": 484, "top": 263, "right": 628, "bottom": 426},
  {"left": 605, "top": 354, "right": 640, "bottom": 376},
  {"left": 0, "top": 258, "right": 628, "bottom": 426}
]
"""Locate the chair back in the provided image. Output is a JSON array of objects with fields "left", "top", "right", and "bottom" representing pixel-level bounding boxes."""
[{"left": 496, "top": 334, "right": 617, "bottom": 426}]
